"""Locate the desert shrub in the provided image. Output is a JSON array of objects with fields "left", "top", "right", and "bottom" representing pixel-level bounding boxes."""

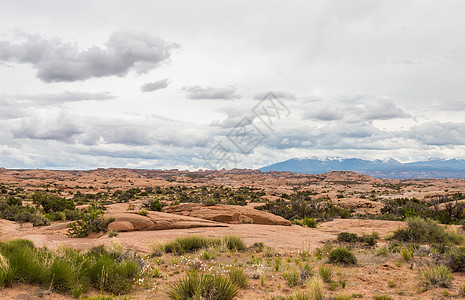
[
  {"left": 32, "top": 192, "right": 75, "bottom": 213},
  {"left": 223, "top": 235, "right": 246, "bottom": 251},
  {"left": 294, "top": 291, "right": 311, "bottom": 300},
  {"left": 445, "top": 246, "right": 465, "bottom": 271},
  {"left": 337, "top": 232, "right": 378, "bottom": 246},
  {"left": 391, "top": 217, "right": 463, "bottom": 244},
  {"left": 31, "top": 214, "right": 51, "bottom": 227},
  {"left": 302, "top": 217, "right": 318, "bottom": 228},
  {"left": 137, "top": 209, "right": 148, "bottom": 216},
  {"left": 67, "top": 204, "right": 105, "bottom": 238},
  {"left": 419, "top": 264, "right": 452, "bottom": 288},
  {"left": 145, "top": 198, "right": 164, "bottom": 211},
  {"left": 167, "top": 270, "right": 239, "bottom": 300},
  {"left": 337, "top": 232, "right": 358, "bottom": 243},
  {"left": 335, "top": 295, "right": 352, "bottom": 300},
  {"left": 318, "top": 265, "right": 333, "bottom": 283},
  {"left": 45, "top": 211, "right": 66, "bottom": 222},
  {"left": 328, "top": 248, "right": 357, "bottom": 265},
  {"left": 255, "top": 196, "right": 351, "bottom": 222},
  {"left": 0, "top": 252, "right": 11, "bottom": 286},
  {"left": 228, "top": 267, "right": 247, "bottom": 288},
  {"left": 6, "top": 196, "right": 22, "bottom": 206}
]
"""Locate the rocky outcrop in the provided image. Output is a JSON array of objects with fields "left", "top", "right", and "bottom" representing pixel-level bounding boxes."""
[
  {"left": 106, "top": 211, "right": 228, "bottom": 232},
  {"left": 162, "top": 204, "right": 291, "bottom": 226}
]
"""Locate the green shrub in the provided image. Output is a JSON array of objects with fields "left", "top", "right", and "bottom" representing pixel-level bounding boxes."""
[
  {"left": 31, "top": 214, "right": 51, "bottom": 227},
  {"left": 167, "top": 271, "right": 239, "bottom": 300},
  {"left": 446, "top": 246, "right": 465, "bottom": 271},
  {"left": 302, "top": 217, "right": 318, "bottom": 228},
  {"left": 32, "top": 192, "right": 75, "bottom": 213},
  {"left": 328, "top": 248, "right": 357, "bottom": 265},
  {"left": 391, "top": 217, "right": 463, "bottom": 245},
  {"left": 67, "top": 204, "right": 105, "bottom": 238},
  {"left": 419, "top": 264, "right": 453, "bottom": 288},
  {"left": 223, "top": 235, "right": 246, "bottom": 251},
  {"left": 145, "top": 198, "right": 165, "bottom": 211},
  {"left": 337, "top": 232, "right": 358, "bottom": 243}
]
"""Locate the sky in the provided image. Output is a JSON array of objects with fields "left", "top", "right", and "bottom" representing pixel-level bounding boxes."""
[{"left": 1, "top": 0, "right": 465, "bottom": 170}]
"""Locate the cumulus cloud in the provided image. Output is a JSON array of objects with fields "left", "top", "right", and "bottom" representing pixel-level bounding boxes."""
[
  {"left": 140, "top": 78, "right": 170, "bottom": 92},
  {"left": 0, "top": 30, "right": 179, "bottom": 82},
  {"left": 407, "top": 121, "right": 465, "bottom": 145},
  {"left": 183, "top": 86, "right": 241, "bottom": 100},
  {"left": 361, "top": 98, "right": 410, "bottom": 120}
]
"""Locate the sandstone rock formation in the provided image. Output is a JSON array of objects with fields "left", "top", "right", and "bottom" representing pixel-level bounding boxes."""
[
  {"left": 162, "top": 204, "right": 291, "bottom": 226},
  {"left": 106, "top": 211, "right": 228, "bottom": 232}
]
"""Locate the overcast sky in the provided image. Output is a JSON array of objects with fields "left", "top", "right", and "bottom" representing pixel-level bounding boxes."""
[{"left": 1, "top": 0, "right": 465, "bottom": 170}]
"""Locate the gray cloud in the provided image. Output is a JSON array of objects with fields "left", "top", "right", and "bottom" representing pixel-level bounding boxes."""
[
  {"left": 302, "top": 105, "right": 344, "bottom": 121},
  {"left": 0, "top": 30, "right": 178, "bottom": 82},
  {"left": 11, "top": 114, "right": 83, "bottom": 142},
  {"left": 361, "top": 98, "right": 410, "bottom": 120},
  {"left": 140, "top": 78, "right": 170, "bottom": 92},
  {"left": 253, "top": 90, "right": 296, "bottom": 100},
  {"left": 184, "top": 86, "right": 241, "bottom": 100},
  {"left": 407, "top": 121, "right": 465, "bottom": 145}
]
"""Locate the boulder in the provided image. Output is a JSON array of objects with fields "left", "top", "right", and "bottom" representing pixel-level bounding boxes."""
[
  {"left": 162, "top": 204, "right": 291, "bottom": 226},
  {"left": 108, "top": 221, "right": 135, "bottom": 232}
]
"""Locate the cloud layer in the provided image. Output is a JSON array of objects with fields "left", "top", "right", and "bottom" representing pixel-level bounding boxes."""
[{"left": 0, "top": 30, "right": 178, "bottom": 82}]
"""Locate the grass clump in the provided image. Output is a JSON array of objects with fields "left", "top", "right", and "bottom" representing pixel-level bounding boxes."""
[
  {"left": 400, "top": 246, "right": 414, "bottom": 261},
  {"left": 372, "top": 296, "right": 392, "bottom": 300},
  {"left": 376, "top": 246, "right": 389, "bottom": 256},
  {"left": 0, "top": 239, "right": 141, "bottom": 295},
  {"left": 283, "top": 269, "right": 300, "bottom": 287},
  {"left": 228, "top": 267, "right": 248, "bottom": 288},
  {"left": 419, "top": 264, "right": 453, "bottom": 288},
  {"left": 162, "top": 236, "right": 221, "bottom": 254},
  {"left": 390, "top": 217, "right": 463, "bottom": 245},
  {"left": 318, "top": 265, "right": 332, "bottom": 283},
  {"left": 328, "top": 248, "right": 357, "bottom": 265},
  {"left": 308, "top": 276, "right": 324, "bottom": 300},
  {"left": 160, "top": 235, "right": 246, "bottom": 255},
  {"left": 223, "top": 235, "right": 246, "bottom": 251},
  {"left": 167, "top": 270, "right": 239, "bottom": 300}
]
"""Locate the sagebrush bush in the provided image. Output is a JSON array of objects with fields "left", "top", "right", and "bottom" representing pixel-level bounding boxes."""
[
  {"left": 167, "top": 270, "right": 239, "bottom": 300},
  {"left": 419, "top": 264, "right": 453, "bottom": 288},
  {"left": 328, "top": 248, "right": 357, "bottom": 265},
  {"left": 445, "top": 246, "right": 465, "bottom": 271},
  {"left": 391, "top": 217, "right": 463, "bottom": 245}
]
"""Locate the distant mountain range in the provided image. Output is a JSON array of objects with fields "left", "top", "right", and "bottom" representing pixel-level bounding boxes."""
[{"left": 260, "top": 157, "right": 465, "bottom": 179}]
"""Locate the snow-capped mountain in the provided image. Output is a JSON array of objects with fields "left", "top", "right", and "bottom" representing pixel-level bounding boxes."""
[{"left": 260, "top": 157, "right": 465, "bottom": 179}]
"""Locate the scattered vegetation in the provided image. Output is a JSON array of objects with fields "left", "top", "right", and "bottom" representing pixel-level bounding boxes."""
[
  {"left": 419, "top": 264, "right": 453, "bottom": 288},
  {"left": 0, "top": 239, "right": 142, "bottom": 295}
]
